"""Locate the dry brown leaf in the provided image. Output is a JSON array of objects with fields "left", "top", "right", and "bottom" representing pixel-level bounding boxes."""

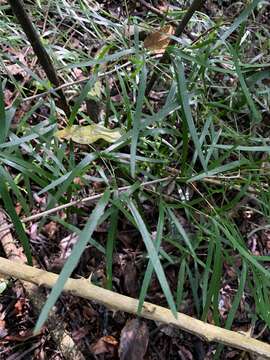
[
  {"left": 123, "top": 260, "right": 139, "bottom": 298},
  {"left": 91, "top": 335, "right": 118, "bottom": 355},
  {"left": 119, "top": 318, "right": 149, "bottom": 360},
  {"left": 44, "top": 221, "right": 58, "bottom": 239},
  {"left": 143, "top": 25, "right": 175, "bottom": 54}
]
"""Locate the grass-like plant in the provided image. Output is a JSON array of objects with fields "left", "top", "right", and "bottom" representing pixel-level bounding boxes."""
[{"left": 0, "top": 0, "right": 269, "bottom": 356}]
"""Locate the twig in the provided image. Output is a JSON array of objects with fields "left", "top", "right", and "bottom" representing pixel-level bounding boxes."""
[
  {"left": 137, "top": 0, "right": 173, "bottom": 23},
  {"left": 21, "top": 61, "right": 131, "bottom": 104},
  {"left": 0, "top": 177, "right": 172, "bottom": 233},
  {"left": 7, "top": 0, "right": 70, "bottom": 116},
  {"left": 0, "top": 174, "right": 265, "bottom": 235},
  {"left": 0, "top": 257, "right": 270, "bottom": 358},
  {"left": 146, "top": 0, "right": 204, "bottom": 94}
]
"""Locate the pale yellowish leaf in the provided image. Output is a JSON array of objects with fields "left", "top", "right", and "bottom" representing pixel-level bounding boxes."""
[
  {"left": 55, "top": 124, "right": 123, "bottom": 145},
  {"left": 143, "top": 25, "right": 175, "bottom": 54},
  {"left": 88, "top": 80, "right": 102, "bottom": 98}
]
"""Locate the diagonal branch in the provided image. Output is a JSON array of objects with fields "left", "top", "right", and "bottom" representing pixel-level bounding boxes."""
[
  {"left": 0, "top": 256, "right": 270, "bottom": 359},
  {"left": 145, "top": 0, "right": 204, "bottom": 94},
  {"left": 8, "top": 0, "right": 70, "bottom": 116}
]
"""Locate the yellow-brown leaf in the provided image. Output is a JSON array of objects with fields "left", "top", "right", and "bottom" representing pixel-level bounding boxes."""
[
  {"left": 143, "top": 25, "right": 175, "bottom": 54},
  {"left": 55, "top": 124, "right": 122, "bottom": 145}
]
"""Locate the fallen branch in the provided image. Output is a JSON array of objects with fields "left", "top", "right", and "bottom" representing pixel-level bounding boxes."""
[{"left": 0, "top": 257, "right": 270, "bottom": 358}]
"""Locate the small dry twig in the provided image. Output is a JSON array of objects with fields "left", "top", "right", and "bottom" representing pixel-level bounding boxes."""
[
  {"left": 0, "top": 177, "right": 172, "bottom": 234},
  {"left": 137, "top": 0, "right": 173, "bottom": 23}
]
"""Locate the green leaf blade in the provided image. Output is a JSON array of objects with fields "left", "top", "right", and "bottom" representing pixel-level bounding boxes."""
[{"left": 34, "top": 189, "right": 110, "bottom": 333}]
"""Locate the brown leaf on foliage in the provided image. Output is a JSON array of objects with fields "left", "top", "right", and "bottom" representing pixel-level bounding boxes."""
[
  {"left": 143, "top": 25, "right": 175, "bottom": 54},
  {"left": 44, "top": 221, "right": 58, "bottom": 239},
  {"left": 6, "top": 64, "right": 27, "bottom": 77},
  {"left": 73, "top": 177, "right": 84, "bottom": 186},
  {"left": 119, "top": 318, "right": 149, "bottom": 360},
  {"left": 4, "top": 89, "right": 13, "bottom": 107},
  {"left": 91, "top": 335, "right": 118, "bottom": 356},
  {"left": 0, "top": 319, "right": 7, "bottom": 339},
  {"left": 123, "top": 260, "right": 139, "bottom": 297},
  {"left": 15, "top": 203, "right": 22, "bottom": 216},
  {"left": 14, "top": 298, "right": 26, "bottom": 316}
]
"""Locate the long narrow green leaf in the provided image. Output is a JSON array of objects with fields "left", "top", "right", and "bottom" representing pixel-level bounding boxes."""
[
  {"left": 127, "top": 199, "right": 177, "bottom": 317},
  {"left": 68, "top": 74, "right": 98, "bottom": 125},
  {"left": 186, "top": 263, "right": 200, "bottom": 315},
  {"left": 176, "top": 257, "right": 186, "bottom": 310},
  {"left": 43, "top": 152, "right": 98, "bottom": 213},
  {"left": 67, "top": 48, "right": 135, "bottom": 69},
  {"left": 0, "top": 177, "right": 32, "bottom": 265},
  {"left": 212, "top": 144, "right": 270, "bottom": 152},
  {"left": 187, "top": 159, "right": 248, "bottom": 182},
  {"left": 202, "top": 239, "right": 214, "bottom": 308},
  {"left": 0, "top": 124, "right": 56, "bottom": 149},
  {"left": 191, "top": 116, "right": 212, "bottom": 166},
  {"left": 106, "top": 98, "right": 180, "bottom": 154},
  {"left": 0, "top": 80, "right": 8, "bottom": 144},
  {"left": 229, "top": 45, "right": 261, "bottom": 124},
  {"left": 214, "top": 261, "right": 247, "bottom": 359},
  {"left": 217, "top": 220, "right": 270, "bottom": 281},
  {"left": 106, "top": 207, "right": 118, "bottom": 290},
  {"left": 174, "top": 60, "right": 207, "bottom": 171},
  {"left": 201, "top": 225, "right": 222, "bottom": 322},
  {"left": 34, "top": 189, "right": 110, "bottom": 333},
  {"left": 218, "top": 0, "right": 261, "bottom": 44},
  {"left": 37, "top": 171, "right": 72, "bottom": 195},
  {"left": 137, "top": 203, "right": 164, "bottom": 314},
  {"left": 130, "top": 64, "right": 147, "bottom": 178},
  {"left": 0, "top": 165, "right": 29, "bottom": 215},
  {"left": 168, "top": 209, "right": 198, "bottom": 261}
]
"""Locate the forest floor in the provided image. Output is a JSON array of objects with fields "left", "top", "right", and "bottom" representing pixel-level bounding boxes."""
[{"left": 0, "top": 0, "right": 270, "bottom": 359}]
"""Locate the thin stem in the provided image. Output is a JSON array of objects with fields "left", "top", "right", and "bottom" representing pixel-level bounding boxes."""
[
  {"left": 0, "top": 177, "right": 172, "bottom": 233},
  {"left": 145, "top": 0, "right": 204, "bottom": 95}
]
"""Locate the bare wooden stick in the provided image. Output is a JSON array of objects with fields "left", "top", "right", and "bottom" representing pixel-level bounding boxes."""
[
  {"left": 0, "top": 257, "right": 270, "bottom": 358},
  {"left": 0, "top": 177, "right": 172, "bottom": 233},
  {"left": 8, "top": 0, "right": 70, "bottom": 116},
  {"left": 0, "top": 174, "right": 264, "bottom": 235},
  {"left": 146, "top": 0, "right": 204, "bottom": 94},
  {"left": 137, "top": 0, "right": 173, "bottom": 23},
  {"left": 20, "top": 61, "right": 132, "bottom": 104}
]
